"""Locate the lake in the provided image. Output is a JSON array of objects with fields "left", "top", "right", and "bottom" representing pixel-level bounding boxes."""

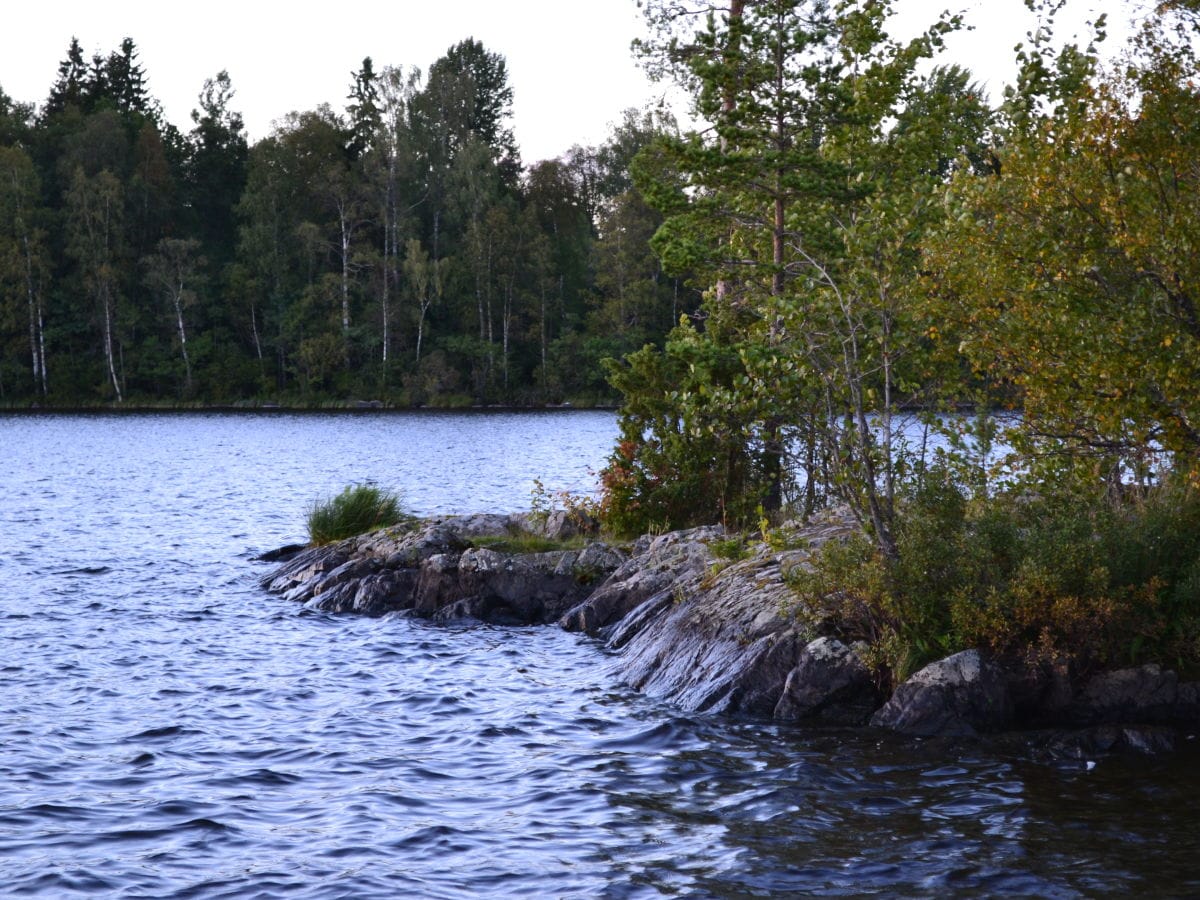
[{"left": 1, "top": 411, "right": 1196, "bottom": 898}]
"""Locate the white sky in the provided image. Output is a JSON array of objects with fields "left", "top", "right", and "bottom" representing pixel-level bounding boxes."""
[{"left": 1, "top": 0, "right": 1139, "bottom": 164}]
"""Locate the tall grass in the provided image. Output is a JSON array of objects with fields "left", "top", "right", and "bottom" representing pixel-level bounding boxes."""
[{"left": 306, "top": 483, "right": 407, "bottom": 545}]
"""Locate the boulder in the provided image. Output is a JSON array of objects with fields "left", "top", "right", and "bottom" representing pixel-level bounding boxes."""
[
  {"left": 870, "top": 650, "right": 1012, "bottom": 737},
  {"left": 1175, "top": 682, "right": 1200, "bottom": 728},
  {"left": 512, "top": 509, "right": 601, "bottom": 541},
  {"left": 774, "top": 638, "right": 880, "bottom": 725},
  {"left": 346, "top": 569, "right": 420, "bottom": 616},
  {"left": 1005, "top": 656, "right": 1076, "bottom": 725},
  {"left": 254, "top": 543, "right": 308, "bottom": 563},
  {"left": 1036, "top": 724, "right": 1178, "bottom": 760},
  {"left": 1065, "top": 663, "right": 1179, "bottom": 726}
]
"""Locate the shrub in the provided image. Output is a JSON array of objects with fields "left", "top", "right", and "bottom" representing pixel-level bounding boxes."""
[
  {"left": 306, "top": 483, "right": 407, "bottom": 546},
  {"left": 789, "top": 468, "right": 1200, "bottom": 686}
]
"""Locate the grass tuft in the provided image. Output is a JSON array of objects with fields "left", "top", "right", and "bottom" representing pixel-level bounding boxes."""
[{"left": 307, "top": 483, "right": 406, "bottom": 545}]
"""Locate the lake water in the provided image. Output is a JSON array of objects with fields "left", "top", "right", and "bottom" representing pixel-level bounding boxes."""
[{"left": 1, "top": 411, "right": 1197, "bottom": 898}]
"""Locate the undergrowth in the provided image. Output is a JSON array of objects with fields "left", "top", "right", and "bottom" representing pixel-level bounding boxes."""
[{"left": 788, "top": 469, "right": 1200, "bottom": 688}]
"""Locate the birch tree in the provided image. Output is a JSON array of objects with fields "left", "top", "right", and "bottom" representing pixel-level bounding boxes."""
[
  {"left": 142, "top": 237, "right": 202, "bottom": 393},
  {"left": 370, "top": 64, "right": 422, "bottom": 371},
  {"left": 0, "top": 145, "right": 50, "bottom": 396},
  {"left": 402, "top": 237, "right": 445, "bottom": 365},
  {"left": 66, "top": 166, "right": 125, "bottom": 402}
]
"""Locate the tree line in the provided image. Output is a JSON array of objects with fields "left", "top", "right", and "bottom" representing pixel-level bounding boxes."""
[{"left": 0, "top": 36, "right": 696, "bottom": 405}]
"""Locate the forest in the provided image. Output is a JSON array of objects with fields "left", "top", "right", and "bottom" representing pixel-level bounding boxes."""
[{"left": 0, "top": 36, "right": 694, "bottom": 406}]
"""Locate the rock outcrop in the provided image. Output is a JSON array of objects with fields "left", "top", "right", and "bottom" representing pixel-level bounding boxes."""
[
  {"left": 559, "top": 526, "right": 723, "bottom": 636},
  {"left": 561, "top": 509, "right": 861, "bottom": 718},
  {"left": 261, "top": 514, "right": 624, "bottom": 624},
  {"left": 260, "top": 508, "right": 1200, "bottom": 753},
  {"left": 1065, "top": 663, "right": 1179, "bottom": 726}
]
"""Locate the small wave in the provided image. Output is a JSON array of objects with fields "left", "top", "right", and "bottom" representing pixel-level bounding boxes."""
[
  {"left": 129, "top": 724, "right": 196, "bottom": 741},
  {"left": 390, "top": 823, "right": 469, "bottom": 851},
  {"left": 51, "top": 565, "right": 111, "bottom": 576},
  {"left": 206, "top": 768, "right": 304, "bottom": 788}
]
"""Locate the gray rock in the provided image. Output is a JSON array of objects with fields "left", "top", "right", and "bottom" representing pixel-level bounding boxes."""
[
  {"left": 1006, "top": 657, "right": 1075, "bottom": 724},
  {"left": 611, "top": 546, "right": 815, "bottom": 716},
  {"left": 560, "top": 525, "right": 722, "bottom": 635},
  {"left": 543, "top": 509, "right": 592, "bottom": 540},
  {"left": 1175, "top": 682, "right": 1200, "bottom": 727},
  {"left": 1038, "top": 724, "right": 1178, "bottom": 760},
  {"left": 348, "top": 569, "right": 419, "bottom": 615},
  {"left": 261, "top": 512, "right": 625, "bottom": 626},
  {"left": 564, "top": 512, "right": 858, "bottom": 718},
  {"left": 1066, "top": 663, "right": 1178, "bottom": 726},
  {"left": 870, "top": 650, "right": 1012, "bottom": 737},
  {"left": 260, "top": 543, "right": 348, "bottom": 594},
  {"left": 774, "top": 637, "right": 880, "bottom": 725},
  {"left": 512, "top": 509, "right": 600, "bottom": 541},
  {"left": 255, "top": 543, "right": 308, "bottom": 563},
  {"left": 441, "top": 513, "right": 519, "bottom": 539},
  {"left": 283, "top": 556, "right": 379, "bottom": 605}
]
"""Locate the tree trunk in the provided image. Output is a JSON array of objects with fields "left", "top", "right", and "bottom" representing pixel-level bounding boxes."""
[
  {"left": 22, "top": 233, "right": 43, "bottom": 395},
  {"left": 339, "top": 204, "right": 352, "bottom": 368},
  {"left": 36, "top": 298, "right": 47, "bottom": 396},
  {"left": 416, "top": 298, "right": 429, "bottom": 364},
  {"left": 102, "top": 285, "right": 122, "bottom": 403},
  {"left": 380, "top": 215, "right": 390, "bottom": 370},
  {"left": 172, "top": 278, "right": 192, "bottom": 392}
]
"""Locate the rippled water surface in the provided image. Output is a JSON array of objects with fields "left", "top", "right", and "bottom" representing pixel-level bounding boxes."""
[{"left": 1, "top": 412, "right": 1198, "bottom": 898}]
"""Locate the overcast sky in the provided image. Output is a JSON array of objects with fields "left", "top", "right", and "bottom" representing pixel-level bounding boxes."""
[{"left": 1, "top": 0, "right": 1137, "bottom": 163}]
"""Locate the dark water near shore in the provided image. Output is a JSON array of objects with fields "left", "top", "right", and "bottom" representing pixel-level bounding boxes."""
[{"left": 1, "top": 412, "right": 1197, "bottom": 898}]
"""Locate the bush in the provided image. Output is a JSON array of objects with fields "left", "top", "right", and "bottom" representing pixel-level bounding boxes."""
[
  {"left": 307, "top": 483, "right": 407, "bottom": 546},
  {"left": 789, "top": 468, "right": 1200, "bottom": 686}
]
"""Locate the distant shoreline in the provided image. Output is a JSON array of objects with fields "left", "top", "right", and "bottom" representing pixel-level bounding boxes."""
[{"left": 0, "top": 403, "right": 620, "bottom": 415}]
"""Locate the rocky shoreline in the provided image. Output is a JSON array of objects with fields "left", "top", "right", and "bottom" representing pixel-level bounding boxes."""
[{"left": 260, "top": 511, "right": 1199, "bottom": 758}]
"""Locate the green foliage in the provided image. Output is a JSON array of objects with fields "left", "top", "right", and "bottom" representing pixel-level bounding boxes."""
[
  {"left": 611, "top": 0, "right": 987, "bottom": 551},
  {"left": 528, "top": 477, "right": 602, "bottom": 534},
  {"left": 470, "top": 533, "right": 588, "bottom": 555},
  {"left": 599, "top": 320, "right": 767, "bottom": 536},
  {"left": 708, "top": 535, "right": 751, "bottom": 562},
  {"left": 927, "top": 8, "right": 1200, "bottom": 481},
  {"left": 791, "top": 471, "right": 1200, "bottom": 685},
  {"left": 306, "top": 483, "right": 407, "bottom": 546}
]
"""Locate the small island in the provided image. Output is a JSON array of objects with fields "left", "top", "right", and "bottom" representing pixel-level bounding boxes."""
[
  {"left": 262, "top": 0, "right": 1200, "bottom": 759},
  {"left": 260, "top": 494, "right": 1199, "bottom": 759}
]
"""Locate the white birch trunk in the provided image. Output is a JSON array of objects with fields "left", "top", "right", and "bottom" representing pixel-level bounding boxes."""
[
  {"left": 172, "top": 278, "right": 192, "bottom": 391},
  {"left": 102, "top": 286, "right": 122, "bottom": 403}
]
